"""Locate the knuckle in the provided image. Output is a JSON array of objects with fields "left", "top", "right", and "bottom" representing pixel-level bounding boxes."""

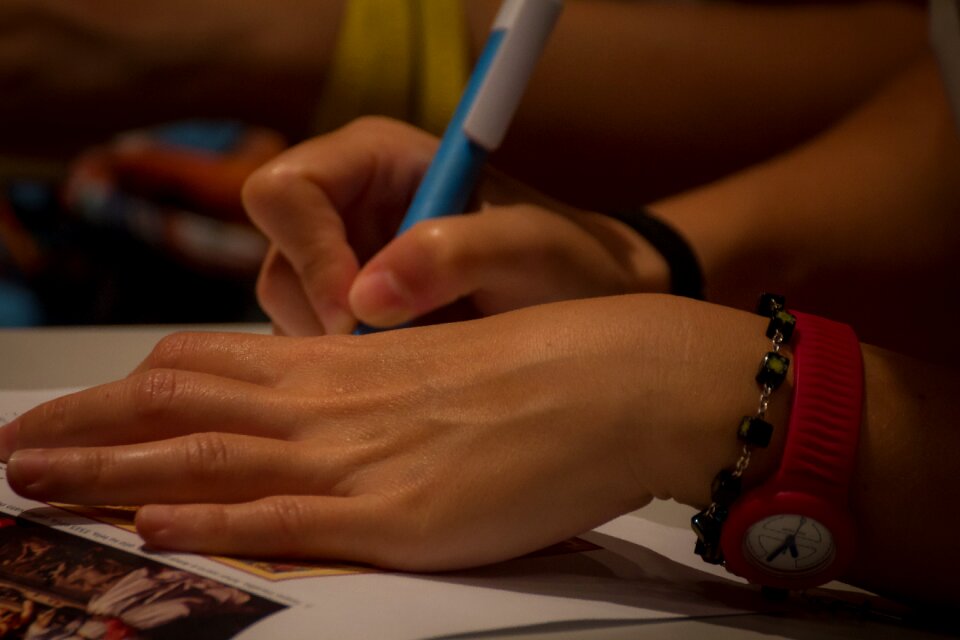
[
  {"left": 242, "top": 161, "right": 306, "bottom": 226},
  {"left": 81, "top": 448, "right": 115, "bottom": 487},
  {"left": 345, "top": 116, "right": 435, "bottom": 159},
  {"left": 144, "top": 332, "right": 194, "bottom": 370},
  {"left": 347, "top": 115, "right": 406, "bottom": 137},
  {"left": 180, "top": 433, "right": 233, "bottom": 479},
  {"left": 406, "top": 220, "right": 456, "bottom": 267},
  {"left": 34, "top": 395, "right": 73, "bottom": 442},
  {"left": 129, "top": 369, "right": 184, "bottom": 420},
  {"left": 262, "top": 496, "right": 312, "bottom": 549}
]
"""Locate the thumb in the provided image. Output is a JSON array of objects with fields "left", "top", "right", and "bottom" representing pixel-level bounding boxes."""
[
  {"left": 347, "top": 205, "right": 616, "bottom": 328},
  {"left": 347, "top": 218, "right": 458, "bottom": 328}
]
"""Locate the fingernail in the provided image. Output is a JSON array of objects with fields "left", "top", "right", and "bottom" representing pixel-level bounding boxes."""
[
  {"left": 7, "top": 450, "right": 50, "bottom": 493},
  {"left": 349, "top": 269, "right": 414, "bottom": 327},
  {"left": 0, "top": 419, "right": 20, "bottom": 461}
]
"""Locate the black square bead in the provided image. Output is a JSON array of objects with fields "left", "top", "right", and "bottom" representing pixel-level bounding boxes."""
[
  {"left": 711, "top": 503, "right": 729, "bottom": 523},
  {"left": 711, "top": 469, "right": 743, "bottom": 506},
  {"left": 692, "top": 507, "right": 728, "bottom": 565},
  {"left": 766, "top": 310, "right": 797, "bottom": 342},
  {"left": 694, "top": 539, "right": 725, "bottom": 565},
  {"left": 738, "top": 416, "right": 773, "bottom": 447},
  {"left": 756, "top": 293, "right": 786, "bottom": 318},
  {"left": 691, "top": 509, "right": 725, "bottom": 545},
  {"left": 756, "top": 352, "right": 789, "bottom": 389}
]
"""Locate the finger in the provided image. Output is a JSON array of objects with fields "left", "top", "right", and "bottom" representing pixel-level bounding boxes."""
[
  {"left": 6, "top": 370, "right": 299, "bottom": 453},
  {"left": 347, "top": 205, "right": 631, "bottom": 327},
  {"left": 256, "top": 248, "right": 342, "bottom": 336},
  {"left": 130, "top": 329, "right": 292, "bottom": 382},
  {"left": 242, "top": 118, "right": 437, "bottom": 333},
  {"left": 135, "top": 495, "right": 420, "bottom": 569},
  {"left": 243, "top": 160, "right": 359, "bottom": 334},
  {"left": 6, "top": 434, "right": 349, "bottom": 506}
]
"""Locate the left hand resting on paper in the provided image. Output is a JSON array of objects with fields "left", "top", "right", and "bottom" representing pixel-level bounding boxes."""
[{"left": 0, "top": 295, "right": 783, "bottom": 570}]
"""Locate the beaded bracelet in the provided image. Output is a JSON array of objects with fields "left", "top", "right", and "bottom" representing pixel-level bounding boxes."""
[{"left": 691, "top": 293, "right": 797, "bottom": 565}]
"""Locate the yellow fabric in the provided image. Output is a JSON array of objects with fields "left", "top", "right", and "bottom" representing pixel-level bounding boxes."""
[
  {"left": 414, "top": 1, "right": 470, "bottom": 135},
  {"left": 314, "top": 0, "right": 469, "bottom": 136},
  {"left": 314, "top": 1, "right": 414, "bottom": 132}
]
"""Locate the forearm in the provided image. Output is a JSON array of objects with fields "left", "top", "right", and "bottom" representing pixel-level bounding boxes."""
[
  {"left": 468, "top": 0, "right": 928, "bottom": 207},
  {"left": 847, "top": 344, "right": 960, "bottom": 607},
  {"left": 652, "top": 55, "right": 960, "bottom": 360}
]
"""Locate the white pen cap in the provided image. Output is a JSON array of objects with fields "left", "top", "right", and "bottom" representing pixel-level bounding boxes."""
[{"left": 463, "top": 0, "right": 564, "bottom": 150}]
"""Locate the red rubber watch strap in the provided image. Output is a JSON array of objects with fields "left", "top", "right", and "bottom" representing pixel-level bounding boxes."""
[{"left": 775, "top": 311, "right": 864, "bottom": 501}]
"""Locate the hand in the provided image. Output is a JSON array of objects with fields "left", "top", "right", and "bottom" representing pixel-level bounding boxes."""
[
  {"left": 0, "top": 295, "right": 778, "bottom": 570},
  {"left": 243, "top": 117, "right": 668, "bottom": 336}
]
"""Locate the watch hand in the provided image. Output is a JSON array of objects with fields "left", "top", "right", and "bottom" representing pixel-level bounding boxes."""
[
  {"left": 766, "top": 534, "right": 797, "bottom": 563},
  {"left": 790, "top": 517, "right": 810, "bottom": 557},
  {"left": 793, "top": 517, "right": 807, "bottom": 536}
]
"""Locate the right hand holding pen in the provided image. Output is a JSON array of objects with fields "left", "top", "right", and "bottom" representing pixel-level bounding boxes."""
[{"left": 243, "top": 117, "right": 667, "bottom": 335}]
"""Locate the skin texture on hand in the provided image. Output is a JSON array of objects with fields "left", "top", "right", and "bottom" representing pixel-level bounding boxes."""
[
  {"left": 0, "top": 295, "right": 780, "bottom": 571},
  {"left": 244, "top": 117, "right": 668, "bottom": 336}
]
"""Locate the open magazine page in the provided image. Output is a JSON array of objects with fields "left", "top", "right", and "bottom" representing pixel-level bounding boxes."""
[{"left": 0, "top": 388, "right": 764, "bottom": 639}]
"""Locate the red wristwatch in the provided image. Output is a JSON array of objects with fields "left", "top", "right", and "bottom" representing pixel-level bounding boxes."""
[{"left": 720, "top": 311, "right": 864, "bottom": 590}]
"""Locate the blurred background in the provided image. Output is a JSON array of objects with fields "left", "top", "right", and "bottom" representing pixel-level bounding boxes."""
[
  {"left": 0, "top": 1, "right": 350, "bottom": 326},
  {"left": 0, "top": 0, "right": 929, "bottom": 327}
]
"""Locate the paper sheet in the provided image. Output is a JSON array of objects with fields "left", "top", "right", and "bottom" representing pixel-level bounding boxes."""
[{"left": 0, "top": 388, "right": 764, "bottom": 639}]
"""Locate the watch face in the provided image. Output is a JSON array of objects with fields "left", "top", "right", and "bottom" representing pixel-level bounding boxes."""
[{"left": 743, "top": 514, "right": 835, "bottom": 576}]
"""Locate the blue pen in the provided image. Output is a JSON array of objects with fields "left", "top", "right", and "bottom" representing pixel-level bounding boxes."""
[{"left": 357, "top": 0, "right": 564, "bottom": 333}]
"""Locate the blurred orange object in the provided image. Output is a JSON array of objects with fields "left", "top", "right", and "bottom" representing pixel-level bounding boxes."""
[{"left": 63, "top": 120, "right": 286, "bottom": 275}]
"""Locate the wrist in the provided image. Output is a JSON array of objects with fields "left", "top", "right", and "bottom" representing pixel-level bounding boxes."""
[
  {"left": 684, "top": 325, "right": 792, "bottom": 509},
  {"left": 684, "top": 298, "right": 865, "bottom": 589},
  {"left": 718, "top": 310, "right": 864, "bottom": 588},
  {"left": 624, "top": 298, "right": 789, "bottom": 507}
]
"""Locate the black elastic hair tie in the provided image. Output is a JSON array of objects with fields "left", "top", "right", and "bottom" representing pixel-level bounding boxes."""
[{"left": 604, "top": 209, "right": 705, "bottom": 300}]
